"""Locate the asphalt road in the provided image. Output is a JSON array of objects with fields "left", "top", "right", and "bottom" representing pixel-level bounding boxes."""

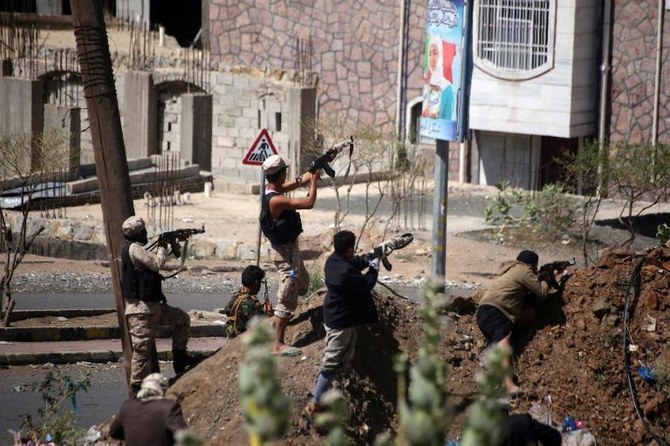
[
  {"left": 12, "top": 292, "right": 237, "bottom": 312},
  {"left": 0, "top": 361, "right": 173, "bottom": 441}
]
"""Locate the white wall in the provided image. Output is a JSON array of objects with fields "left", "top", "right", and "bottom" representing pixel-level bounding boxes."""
[{"left": 469, "top": 0, "right": 599, "bottom": 138}]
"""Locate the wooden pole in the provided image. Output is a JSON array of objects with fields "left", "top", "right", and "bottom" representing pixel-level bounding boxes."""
[{"left": 70, "top": 1, "right": 135, "bottom": 393}]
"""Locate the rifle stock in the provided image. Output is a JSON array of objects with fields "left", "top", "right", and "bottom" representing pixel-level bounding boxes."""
[{"left": 365, "top": 233, "right": 414, "bottom": 271}]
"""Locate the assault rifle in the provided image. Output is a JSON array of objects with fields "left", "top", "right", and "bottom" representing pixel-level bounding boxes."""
[
  {"left": 538, "top": 258, "right": 576, "bottom": 289},
  {"left": 308, "top": 136, "right": 354, "bottom": 178},
  {"left": 363, "top": 233, "right": 414, "bottom": 271},
  {"left": 147, "top": 226, "right": 205, "bottom": 259}
]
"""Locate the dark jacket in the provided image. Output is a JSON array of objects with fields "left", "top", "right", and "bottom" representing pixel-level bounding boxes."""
[
  {"left": 500, "top": 414, "right": 562, "bottom": 446},
  {"left": 323, "top": 252, "right": 378, "bottom": 330},
  {"left": 109, "top": 397, "right": 188, "bottom": 446}
]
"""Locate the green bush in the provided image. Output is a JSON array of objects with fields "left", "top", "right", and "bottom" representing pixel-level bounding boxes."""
[
  {"left": 484, "top": 181, "right": 579, "bottom": 236},
  {"left": 18, "top": 370, "right": 91, "bottom": 445},
  {"left": 307, "top": 263, "right": 325, "bottom": 295}
]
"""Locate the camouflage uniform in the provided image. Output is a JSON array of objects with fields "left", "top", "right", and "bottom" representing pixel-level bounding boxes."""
[
  {"left": 272, "top": 240, "right": 309, "bottom": 319},
  {"left": 124, "top": 242, "right": 190, "bottom": 387},
  {"left": 224, "top": 290, "right": 267, "bottom": 337}
]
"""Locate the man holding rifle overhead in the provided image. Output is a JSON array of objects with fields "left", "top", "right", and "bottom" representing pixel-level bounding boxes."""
[
  {"left": 121, "top": 216, "right": 193, "bottom": 394},
  {"left": 259, "top": 154, "right": 321, "bottom": 357}
]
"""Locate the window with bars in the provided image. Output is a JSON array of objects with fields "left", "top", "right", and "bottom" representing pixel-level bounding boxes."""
[{"left": 474, "top": 0, "right": 555, "bottom": 80}]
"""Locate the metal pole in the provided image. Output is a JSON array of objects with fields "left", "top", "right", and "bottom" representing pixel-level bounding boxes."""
[
  {"left": 256, "top": 169, "right": 264, "bottom": 266},
  {"left": 431, "top": 140, "right": 448, "bottom": 281},
  {"left": 652, "top": 0, "right": 663, "bottom": 147},
  {"left": 71, "top": 0, "right": 135, "bottom": 393}
]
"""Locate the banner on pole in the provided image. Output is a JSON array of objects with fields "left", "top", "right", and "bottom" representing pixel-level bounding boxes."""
[{"left": 419, "top": 0, "right": 465, "bottom": 142}]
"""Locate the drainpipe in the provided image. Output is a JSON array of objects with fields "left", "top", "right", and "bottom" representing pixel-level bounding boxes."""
[
  {"left": 652, "top": 0, "right": 664, "bottom": 146},
  {"left": 395, "top": 0, "right": 407, "bottom": 143},
  {"left": 597, "top": 0, "right": 612, "bottom": 194}
]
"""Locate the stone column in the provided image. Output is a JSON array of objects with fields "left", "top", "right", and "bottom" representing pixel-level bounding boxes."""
[
  {"left": 122, "top": 71, "right": 158, "bottom": 159},
  {"left": 180, "top": 93, "right": 213, "bottom": 171},
  {"left": 44, "top": 104, "right": 81, "bottom": 178}
]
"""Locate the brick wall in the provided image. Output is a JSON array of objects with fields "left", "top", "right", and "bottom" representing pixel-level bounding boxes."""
[
  {"left": 206, "top": 0, "right": 427, "bottom": 133},
  {"left": 610, "top": 0, "right": 670, "bottom": 144}
]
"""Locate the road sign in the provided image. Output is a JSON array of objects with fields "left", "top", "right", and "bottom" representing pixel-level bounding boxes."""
[{"left": 243, "top": 129, "right": 278, "bottom": 165}]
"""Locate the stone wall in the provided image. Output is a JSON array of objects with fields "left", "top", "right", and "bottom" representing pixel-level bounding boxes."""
[
  {"left": 610, "top": 0, "right": 670, "bottom": 144},
  {"left": 206, "top": 0, "right": 427, "bottom": 132},
  {"left": 5, "top": 212, "right": 271, "bottom": 262}
]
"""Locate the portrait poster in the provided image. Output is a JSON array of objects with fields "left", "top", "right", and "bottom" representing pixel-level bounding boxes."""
[{"left": 419, "top": 0, "right": 464, "bottom": 142}]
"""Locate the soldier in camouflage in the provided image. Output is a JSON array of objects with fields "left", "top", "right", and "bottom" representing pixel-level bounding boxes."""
[
  {"left": 224, "top": 265, "right": 273, "bottom": 337},
  {"left": 121, "top": 216, "right": 192, "bottom": 394}
]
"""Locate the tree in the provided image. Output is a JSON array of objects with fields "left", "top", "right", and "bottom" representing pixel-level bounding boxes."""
[
  {"left": 303, "top": 116, "right": 429, "bottom": 254},
  {"left": 71, "top": 0, "right": 136, "bottom": 391},
  {"left": 561, "top": 141, "right": 670, "bottom": 262},
  {"left": 607, "top": 143, "right": 670, "bottom": 247},
  {"left": 0, "top": 131, "right": 68, "bottom": 326}
]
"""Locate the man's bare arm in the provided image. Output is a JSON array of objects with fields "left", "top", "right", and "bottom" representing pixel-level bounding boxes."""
[{"left": 269, "top": 171, "right": 321, "bottom": 217}]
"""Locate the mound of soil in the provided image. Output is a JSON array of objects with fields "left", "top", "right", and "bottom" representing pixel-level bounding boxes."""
[
  {"left": 96, "top": 246, "right": 670, "bottom": 445},
  {"left": 166, "top": 290, "right": 476, "bottom": 445}
]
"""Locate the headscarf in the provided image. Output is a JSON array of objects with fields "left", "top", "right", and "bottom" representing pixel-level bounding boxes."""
[
  {"left": 427, "top": 34, "right": 450, "bottom": 90},
  {"left": 136, "top": 373, "right": 168, "bottom": 401}
]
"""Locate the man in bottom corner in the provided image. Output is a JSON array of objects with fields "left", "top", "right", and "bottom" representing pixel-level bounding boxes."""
[
  {"left": 109, "top": 373, "right": 188, "bottom": 446},
  {"left": 304, "top": 230, "right": 380, "bottom": 417}
]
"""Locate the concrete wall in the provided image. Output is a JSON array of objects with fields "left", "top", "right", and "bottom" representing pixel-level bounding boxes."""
[
  {"left": 206, "top": 0, "right": 426, "bottom": 132},
  {"left": 43, "top": 104, "right": 81, "bottom": 178},
  {"left": 0, "top": 77, "right": 44, "bottom": 138},
  {"left": 469, "top": 0, "right": 599, "bottom": 138},
  {"left": 116, "top": 0, "right": 150, "bottom": 24},
  {"left": 36, "top": 0, "right": 62, "bottom": 16},
  {"left": 122, "top": 71, "right": 157, "bottom": 159},
  {"left": 181, "top": 94, "right": 213, "bottom": 171},
  {"left": 609, "top": 0, "right": 670, "bottom": 144}
]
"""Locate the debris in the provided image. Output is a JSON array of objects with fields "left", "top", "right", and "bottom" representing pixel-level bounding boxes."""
[
  {"left": 643, "top": 314, "right": 656, "bottom": 332},
  {"left": 638, "top": 366, "right": 657, "bottom": 385}
]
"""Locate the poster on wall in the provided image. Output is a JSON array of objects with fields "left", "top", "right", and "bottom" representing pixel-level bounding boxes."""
[{"left": 419, "top": 0, "right": 464, "bottom": 142}]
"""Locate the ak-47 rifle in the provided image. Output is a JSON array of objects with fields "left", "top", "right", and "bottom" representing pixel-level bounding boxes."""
[
  {"left": 538, "top": 258, "right": 576, "bottom": 289},
  {"left": 147, "top": 226, "right": 205, "bottom": 259},
  {"left": 363, "top": 233, "right": 414, "bottom": 271},
  {"left": 309, "top": 136, "right": 354, "bottom": 178}
]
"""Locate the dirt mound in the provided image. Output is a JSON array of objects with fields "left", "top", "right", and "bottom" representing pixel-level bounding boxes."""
[
  {"left": 501, "top": 247, "right": 669, "bottom": 445},
  {"left": 166, "top": 290, "right": 463, "bottom": 445},
  {"left": 98, "top": 247, "right": 670, "bottom": 445}
]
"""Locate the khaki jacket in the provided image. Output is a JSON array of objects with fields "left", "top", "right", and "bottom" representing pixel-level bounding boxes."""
[{"left": 479, "top": 260, "right": 548, "bottom": 323}]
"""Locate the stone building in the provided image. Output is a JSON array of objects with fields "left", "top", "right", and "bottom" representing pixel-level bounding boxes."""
[
  {"left": 2, "top": 0, "right": 670, "bottom": 192},
  {"left": 609, "top": 0, "right": 670, "bottom": 146}
]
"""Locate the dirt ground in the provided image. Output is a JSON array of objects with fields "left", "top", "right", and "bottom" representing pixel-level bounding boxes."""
[
  {"left": 68, "top": 231, "right": 668, "bottom": 445},
  {"left": 9, "top": 183, "right": 670, "bottom": 445},
  {"left": 157, "top": 245, "right": 669, "bottom": 446}
]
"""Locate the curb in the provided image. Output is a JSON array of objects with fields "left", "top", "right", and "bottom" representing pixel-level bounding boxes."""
[
  {"left": 10, "top": 309, "right": 116, "bottom": 322},
  {"left": 0, "top": 347, "right": 219, "bottom": 367},
  {"left": 0, "top": 324, "right": 228, "bottom": 342}
]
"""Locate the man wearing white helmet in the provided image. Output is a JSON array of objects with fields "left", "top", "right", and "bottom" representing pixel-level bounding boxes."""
[
  {"left": 110, "top": 373, "right": 189, "bottom": 445},
  {"left": 259, "top": 154, "right": 320, "bottom": 356},
  {"left": 121, "top": 216, "right": 192, "bottom": 394}
]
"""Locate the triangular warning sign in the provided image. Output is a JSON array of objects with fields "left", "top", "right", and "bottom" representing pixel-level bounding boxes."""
[{"left": 243, "top": 129, "right": 278, "bottom": 166}]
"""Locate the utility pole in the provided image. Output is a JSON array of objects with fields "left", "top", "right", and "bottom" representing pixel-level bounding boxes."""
[
  {"left": 70, "top": 1, "right": 135, "bottom": 392},
  {"left": 431, "top": 140, "right": 448, "bottom": 281}
]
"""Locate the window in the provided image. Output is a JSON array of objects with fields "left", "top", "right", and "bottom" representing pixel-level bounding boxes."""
[{"left": 474, "top": 0, "right": 555, "bottom": 80}]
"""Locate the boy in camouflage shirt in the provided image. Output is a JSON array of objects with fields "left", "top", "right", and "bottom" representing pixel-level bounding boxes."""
[{"left": 224, "top": 265, "right": 273, "bottom": 337}]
